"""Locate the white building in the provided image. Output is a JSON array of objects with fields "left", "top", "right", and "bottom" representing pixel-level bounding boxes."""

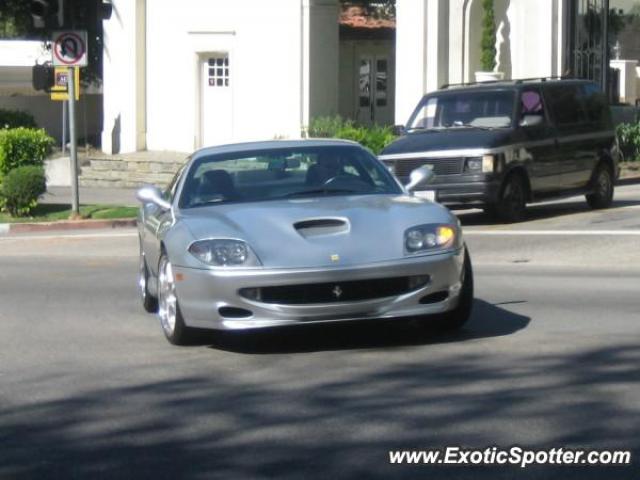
[
  {"left": 102, "top": 0, "right": 339, "bottom": 154},
  {"left": 102, "top": 0, "right": 640, "bottom": 155}
]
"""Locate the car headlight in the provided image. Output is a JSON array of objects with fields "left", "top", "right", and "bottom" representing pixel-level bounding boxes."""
[
  {"left": 404, "top": 224, "right": 458, "bottom": 254},
  {"left": 188, "top": 239, "right": 261, "bottom": 267},
  {"left": 465, "top": 155, "right": 495, "bottom": 173}
]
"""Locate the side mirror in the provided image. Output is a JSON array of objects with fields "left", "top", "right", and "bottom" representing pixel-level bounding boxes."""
[
  {"left": 406, "top": 165, "right": 435, "bottom": 192},
  {"left": 136, "top": 185, "right": 171, "bottom": 210},
  {"left": 392, "top": 124, "right": 406, "bottom": 136},
  {"left": 519, "top": 114, "right": 544, "bottom": 127}
]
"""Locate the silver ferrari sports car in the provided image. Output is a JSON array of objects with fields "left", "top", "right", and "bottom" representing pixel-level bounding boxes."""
[{"left": 136, "top": 139, "right": 473, "bottom": 345}]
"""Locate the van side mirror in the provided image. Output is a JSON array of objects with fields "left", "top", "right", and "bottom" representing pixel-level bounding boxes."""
[
  {"left": 406, "top": 166, "right": 435, "bottom": 192},
  {"left": 136, "top": 185, "right": 171, "bottom": 210},
  {"left": 392, "top": 125, "right": 406, "bottom": 136},
  {"left": 519, "top": 115, "right": 544, "bottom": 127}
]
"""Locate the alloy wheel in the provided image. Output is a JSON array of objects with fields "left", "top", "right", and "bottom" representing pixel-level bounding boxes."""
[{"left": 158, "top": 257, "right": 178, "bottom": 335}]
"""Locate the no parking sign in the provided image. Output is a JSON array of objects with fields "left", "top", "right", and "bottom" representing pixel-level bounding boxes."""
[{"left": 52, "top": 31, "right": 88, "bottom": 67}]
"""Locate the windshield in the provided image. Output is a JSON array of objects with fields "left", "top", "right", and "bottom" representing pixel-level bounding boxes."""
[
  {"left": 179, "top": 145, "right": 402, "bottom": 209},
  {"left": 407, "top": 90, "right": 516, "bottom": 131}
]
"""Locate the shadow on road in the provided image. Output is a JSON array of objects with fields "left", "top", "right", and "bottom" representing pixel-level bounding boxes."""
[
  {"left": 203, "top": 299, "right": 530, "bottom": 355},
  {"left": 1, "top": 341, "right": 638, "bottom": 479},
  {"left": 457, "top": 198, "right": 640, "bottom": 227}
]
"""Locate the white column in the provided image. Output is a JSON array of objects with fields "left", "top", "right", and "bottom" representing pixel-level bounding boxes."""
[
  {"left": 610, "top": 60, "right": 639, "bottom": 105},
  {"left": 394, "top": 0, "right": 449, "bottom": 125},
  {"left": 101, "top": 0, "right": 146, "bottom": 154},
  {"left": 395, "top": 0, "right": 427, "bottom": 125}
]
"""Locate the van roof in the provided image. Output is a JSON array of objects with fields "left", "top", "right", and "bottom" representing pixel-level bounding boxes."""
[{"left": 439, "top": 77, "right": 597, "bottom": 91}]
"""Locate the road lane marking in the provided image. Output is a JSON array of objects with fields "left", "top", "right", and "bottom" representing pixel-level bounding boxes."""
[
  {"left": 465, "top": 230, "right": 640, "bottom": 236},
  {"left": 0, "top": 231, "right": 138, "bottom": 241}
]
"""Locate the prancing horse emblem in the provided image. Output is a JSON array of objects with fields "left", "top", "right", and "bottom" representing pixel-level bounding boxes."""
[{"left": 332, "top": 285, "right": 343, "bottom": 299}]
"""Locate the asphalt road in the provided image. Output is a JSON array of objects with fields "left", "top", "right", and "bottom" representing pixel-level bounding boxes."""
[{"left": 1, "top": 184, "right": 639, "bottom": 479}]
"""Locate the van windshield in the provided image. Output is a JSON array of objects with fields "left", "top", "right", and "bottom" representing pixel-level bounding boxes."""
[{"left": 407, "top": 90, "right": 515, "bottom": 131}]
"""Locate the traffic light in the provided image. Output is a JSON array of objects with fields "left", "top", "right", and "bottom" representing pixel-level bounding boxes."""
[
  {"left": 30, "top": 0, "right": 64, "bottom": 29},
  {"left": 32, "top": 64, "right": 55, "bottom": 92}
]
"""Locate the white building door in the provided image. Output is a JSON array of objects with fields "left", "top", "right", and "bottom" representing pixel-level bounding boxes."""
[
  {"left": 355, "top": 54, "right": 393, "bottom": 126},
  {"left": 200, "top": 53, "right": 232, "bottom": 147}
]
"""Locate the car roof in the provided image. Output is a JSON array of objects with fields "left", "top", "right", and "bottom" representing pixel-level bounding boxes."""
[{"left": 193, "top": 138, "right": 361, "bottom": 159}]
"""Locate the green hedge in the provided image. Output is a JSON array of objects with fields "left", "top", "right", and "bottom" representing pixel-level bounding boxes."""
[
  {"left": 616, "top": 122, "right": 640, "bottom": 162},
  {"left": 0, "top": 166, "right": 47, "bottom": 217},
  {"left": 0, "top": 128, "right": 54, "bottom": 179},
  {"left": 308, "top": 116, "right": 397, "bottom": 155},
  {"left": 0, "top": 109, "right": 37, "bottom": 129}
]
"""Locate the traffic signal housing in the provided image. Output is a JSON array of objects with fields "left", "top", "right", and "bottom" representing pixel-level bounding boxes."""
[
  {"left": 32, "top": 64, "right": 55, "bottom": 92},
  {"left": 30, "top": 0, "right": 64, "bottom": 29}
]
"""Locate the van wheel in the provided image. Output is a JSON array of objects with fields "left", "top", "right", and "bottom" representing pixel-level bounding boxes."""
[
  {"left": 494, "top": 173, "right": 527, "bottom": 223},
  {"left": 586, "top": 164, "right": 613, "bottom": 209}
]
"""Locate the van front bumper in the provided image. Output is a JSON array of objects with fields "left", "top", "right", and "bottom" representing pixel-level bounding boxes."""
[{"left": 415, "top": 175, "right": 502, "bottom": 207}]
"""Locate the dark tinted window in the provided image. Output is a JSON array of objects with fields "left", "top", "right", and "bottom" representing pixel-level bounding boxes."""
[
  {"left": 545, "top": 85, "right": 587, "bottom": 126},
  {"left": 581, "top": 83, "right": 610, "bottom": 127}
]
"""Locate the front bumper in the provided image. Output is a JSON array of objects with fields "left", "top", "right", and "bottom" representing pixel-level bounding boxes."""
[
  {"left": 173, "top": 249, "right": 465, "bottom": 330},
  {"left": 413, "top": 175, "right": 502, "bottom": 207}
]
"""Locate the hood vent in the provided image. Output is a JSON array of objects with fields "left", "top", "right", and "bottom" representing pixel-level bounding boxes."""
[{"left": 294, "top": 218, "right": 349, "bottom": 238}]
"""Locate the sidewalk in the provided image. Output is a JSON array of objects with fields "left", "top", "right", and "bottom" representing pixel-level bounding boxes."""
[{"left": 42, "top": 186, "right": 139, "bottom": 207}]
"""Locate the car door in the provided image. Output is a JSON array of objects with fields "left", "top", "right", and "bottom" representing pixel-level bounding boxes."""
[
  {"left": 516, "top": 87, "right": 560, "bottom": 193},
  {"left": 543, "top": 83, "right": 591, "bottom": 189}
]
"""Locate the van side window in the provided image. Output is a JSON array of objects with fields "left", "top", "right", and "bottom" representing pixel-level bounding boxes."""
[
  {"left": 545, "top": 85, "right": 587, "bottom": 126},
  {"left": 520, "top": 89, "right": 545, "bottom": 125},
  {"left": 581, "top": 84, "right": 610, "bottom": 128}
]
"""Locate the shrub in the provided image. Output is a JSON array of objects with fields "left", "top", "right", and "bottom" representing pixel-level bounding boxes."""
[
  {"left": 0, "top": 127, "right": 54, "bottom": 178},
  {"left": 1, "top": 166, "right": 47, "bottom": 217},
  {"left": 480, "top": 0, "right": 497, "bottom": 71},
  {"left": 0, "top": 109, "right": 37, "bottom": 130},
  {"left": 616, "top": 122, "right": 640, "bottom": 162},
  {"left": 308, "top": 116, "right": 397, "bottom": 154}
]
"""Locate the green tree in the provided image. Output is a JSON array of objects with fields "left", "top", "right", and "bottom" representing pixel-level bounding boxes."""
[
  {"left": 0, "top": 0, "right": 104, "bottom": 85},
  {"left": 480, "top": 0, "right": 497, "bottom": 71}
]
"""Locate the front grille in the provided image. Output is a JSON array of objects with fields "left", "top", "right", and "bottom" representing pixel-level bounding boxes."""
[
  {"left": 240, "top": 275, "right": 430, "bottom": 305},
  {"left": 391, "top": 157, "right": 464, "bottom": 178}
]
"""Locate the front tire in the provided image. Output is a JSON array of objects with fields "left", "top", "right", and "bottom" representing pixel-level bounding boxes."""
[
  {"left": 415, "top": 247, "right": 474, "bottom": 332},
  {"left": 158, "top": 253, "right": 197, "bottom": 345},
  {"left": 586, "top": 163, "right": 614, "bottom": 209},
  {"left": 493, "top": 173, "right": 528, "bottom": 223},
  {"left": 139, "top": 248, "right": 158, "bottom": 313}
]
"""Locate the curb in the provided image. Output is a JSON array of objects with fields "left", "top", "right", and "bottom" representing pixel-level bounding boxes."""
[
  {"left": 0, "top": 218, "right": 137, "bottom": 236},
  {"left": 617, "top": 175, "right": 640, "bottom": 186}
]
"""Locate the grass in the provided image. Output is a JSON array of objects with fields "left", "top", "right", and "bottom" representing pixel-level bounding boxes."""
[{"left": 0, "top": 203, "right": 138, "bottom": 223}]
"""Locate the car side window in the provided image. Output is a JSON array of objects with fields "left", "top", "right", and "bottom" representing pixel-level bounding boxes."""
[
  {"left": 163, "top": 162, "right": 187, "bottom": 202},
  {"left": 544, "top": 85, "right": 588, "bottom": 127},
  {"left": 519, "top": 89, "right": 545, "bottom": 125}
]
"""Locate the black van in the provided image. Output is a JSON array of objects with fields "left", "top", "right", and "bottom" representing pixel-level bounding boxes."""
[{"left": 379, "top": 79, "right": 619, "bottom": 222}]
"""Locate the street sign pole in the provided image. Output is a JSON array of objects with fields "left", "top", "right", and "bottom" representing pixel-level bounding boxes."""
[
  {"left": 67, "top": 65, "right": 80, "bottom": 217},
  {"left": 62, "top": 100, "right": 67, "bottom": 154}
]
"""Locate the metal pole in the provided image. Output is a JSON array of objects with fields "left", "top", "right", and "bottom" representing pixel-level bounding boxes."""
[
  {"left": 68, "top": 66, "right": 80, "bottom": 217},
  {"left": 61, "top": 100, "right": 67, "bottom": 154}
]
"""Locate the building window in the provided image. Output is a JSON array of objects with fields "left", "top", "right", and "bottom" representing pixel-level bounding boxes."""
[{"left": 208, "top": 55, "right": 230, "bottom": 87}]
